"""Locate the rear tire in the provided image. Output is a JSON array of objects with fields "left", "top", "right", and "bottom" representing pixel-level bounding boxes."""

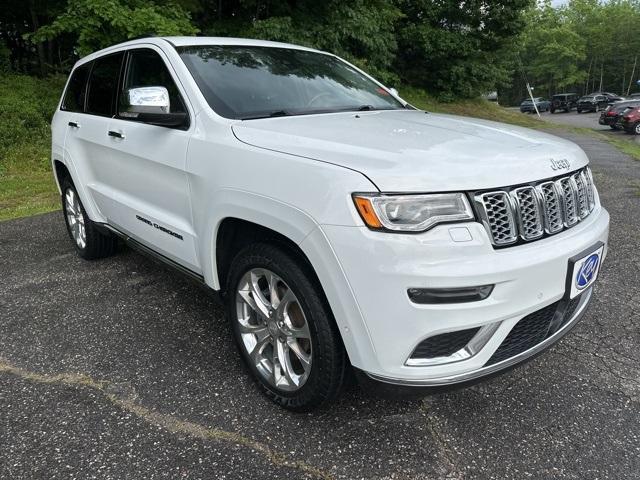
[
  {"left": 61, "top": 178, "right": 118, "bottom": 260},
  {"left": 226, "top": 243, "right": 348, "bottom": 411},
  {"left": 635, "top": 122, "right": 640, "bottom": 135}
]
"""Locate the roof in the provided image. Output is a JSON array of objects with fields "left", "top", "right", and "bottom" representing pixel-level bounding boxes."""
[{"left": 77, "top": 36, "right": 323, "bottom": 64}]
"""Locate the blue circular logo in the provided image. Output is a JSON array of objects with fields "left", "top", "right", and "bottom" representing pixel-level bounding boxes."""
[{"left": 576, "top": 253, "right": 600, "bottom": 289}]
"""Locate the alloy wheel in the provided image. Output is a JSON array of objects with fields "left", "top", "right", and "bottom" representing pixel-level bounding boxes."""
[
  {"left": 235, "top": 268, "right": 312, "bottom": 392},
  {"left": 64, "top": 188, "right": 86, "bottom": 249},
  {"left": 635, "top": 122, "right": 640, "bottom": 135}
]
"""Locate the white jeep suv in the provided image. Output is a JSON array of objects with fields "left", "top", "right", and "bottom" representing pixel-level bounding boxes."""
[{"left": 51, "top": 37, "right": 610, "bottom": 410}]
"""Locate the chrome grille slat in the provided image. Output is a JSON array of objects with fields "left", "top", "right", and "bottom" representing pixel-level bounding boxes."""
[
  {"left": 475, "top": 167, "right": 596, "bottom": 247},
  {"left": 557, "top": 177, "right": 579, "bottom": 226},
  {"left": 477, "top": 191, "right": 517, "bottom": 245},
  {"left": 511, "top": 186, "right": 544, "bottom": 240},
  {"left": 537, "top": 182, "right": 564, "bottom": 233}
]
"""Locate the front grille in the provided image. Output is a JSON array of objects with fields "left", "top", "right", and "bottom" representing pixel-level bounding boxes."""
[
  {"left": 485, "top": 295, "right": 583, "bottom": 366},
  {"left": 411, "top": 327, "right": 481, "bottom": 359},
  {"left": 475, "top": 167, "right": 596, "bottom": 247}
]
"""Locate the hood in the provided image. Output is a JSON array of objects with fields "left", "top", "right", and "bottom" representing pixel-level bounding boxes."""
[{"left": 231, "top": 110, "right": 588, "bottom": 192}]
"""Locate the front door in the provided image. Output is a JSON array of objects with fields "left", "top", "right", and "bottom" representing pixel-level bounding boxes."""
[{"left": 105, "top": 46, "right": 199, "bottom": 273}]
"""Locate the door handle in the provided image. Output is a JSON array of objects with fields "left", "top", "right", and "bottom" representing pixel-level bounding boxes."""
[
  {"left": 108, "top": 130, "right": 125, "bottom": 139},
  {"left": 68, "top": 121, "right": 80, "bottom": 128}
]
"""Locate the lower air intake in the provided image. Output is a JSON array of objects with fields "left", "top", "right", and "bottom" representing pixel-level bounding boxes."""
[
  {"left": 485, "top": 295, "right": 583, "bottom": 366},
  {"left": 411, "top": 327, "right": 481, "bottom": 359}
]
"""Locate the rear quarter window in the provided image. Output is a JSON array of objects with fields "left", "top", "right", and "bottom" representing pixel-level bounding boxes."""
[{"left": 61, "top": 63, "right": 91, "bottom": 112}]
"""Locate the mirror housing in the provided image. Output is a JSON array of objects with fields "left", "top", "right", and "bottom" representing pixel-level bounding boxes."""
[{"left": 120, "top": 86, "right": 188, "bottom": 128}]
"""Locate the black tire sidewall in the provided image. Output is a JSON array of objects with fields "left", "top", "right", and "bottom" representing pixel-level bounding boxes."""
[
  {"left": 61, "top": 179, "right": 90, "bottom": 257},
  {"left": 225, "top": 243, "right": 346, "bottom": 411},
  {"left": 60, "top": 178, "right": 117, "bottom": 260}
]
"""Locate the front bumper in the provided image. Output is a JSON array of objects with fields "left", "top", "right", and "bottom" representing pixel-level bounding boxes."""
[
  {"left": 599, "top": 115, "right": 616, "bottom": 125},
  {"left": 316, "top": 205, "right": 609, "bottom": 385}
]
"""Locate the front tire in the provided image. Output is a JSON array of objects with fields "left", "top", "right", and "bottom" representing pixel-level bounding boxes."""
[
  {"left": 634, "top": 122, "right": 640, "bottom": 135},
  {"left": 226, "top": 243, "right": 347, "bottom": 411},
  {"left": 61, "top": 179, "right": 118, "bottom": 260}
]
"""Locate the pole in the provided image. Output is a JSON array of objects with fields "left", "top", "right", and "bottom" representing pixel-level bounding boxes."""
[
  {"left": 526, "top": 83, "right": 540, "bottom": 118},
  {"left": 627, "top": 56, "right": 637, "bottom": 97}
]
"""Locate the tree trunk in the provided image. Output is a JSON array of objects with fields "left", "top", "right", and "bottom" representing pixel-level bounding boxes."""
[
  {"left": 29, "top": 0, "right": 46, "bottom": 76},
  {"left": 627, "top": 56, "right": 637, "bottom": 96},
  {"left": 584, "top": 58, "right": 593, "bottom": 95}
]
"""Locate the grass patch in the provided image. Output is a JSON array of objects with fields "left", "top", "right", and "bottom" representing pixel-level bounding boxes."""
[
  {"left": 605, "top": 137, "right": 640, "bottom": 161},
  {"left": 0, "top": 74, "right": 65, "bottom": 221},
  {"left": 401, "top": 86, "right": 545, "bottom": 128}
]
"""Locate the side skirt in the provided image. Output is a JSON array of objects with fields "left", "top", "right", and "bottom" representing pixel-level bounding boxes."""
[{"left": 97, "top": 223, "right": 208, "bottom": 286}]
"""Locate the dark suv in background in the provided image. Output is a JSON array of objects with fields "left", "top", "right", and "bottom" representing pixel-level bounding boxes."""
[
  {"left": 599, "top": 100, "right": 640, "bottom": 129},
  {"left": 577, "top": 94, "right": 609, "bottom": 113},
  {"left": 551, "top": 93, "right": 579, "bottom": 113},
  {"left": 592, "top": 92, "right": 624, "bottom": 103}
]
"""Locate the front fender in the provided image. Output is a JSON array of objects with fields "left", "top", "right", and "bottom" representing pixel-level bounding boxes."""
[{"left": 201, "top": 188, "right": 319, "bottom": 289}]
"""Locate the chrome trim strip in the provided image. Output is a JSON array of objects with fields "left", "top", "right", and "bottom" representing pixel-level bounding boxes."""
[
  {"left": 366, "top": 289, "right": 592, "bottom": 387},
  {"left": 405, "top": 322, "right": 502, "bottom": 367}
]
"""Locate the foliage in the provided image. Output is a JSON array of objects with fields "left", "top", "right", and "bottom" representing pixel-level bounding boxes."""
[
  {"left": 0, "top": 74, "right": 66, "bottom": 220},
  {"left": 394, "top": 0, "right": 533, "bottom": 100},
  {"left": 30, "top": 0, "right": 198, "bottom": 57},
  {"left": 518, "top": 4, "right": 587, "bottom": 96},
  {"left": 503, "top": 0, "right": 640, "bottom": 104},
  {"left": 205, "top": 0, "right": 404, "bottom": 85},
  {"left": 1, "top": 0, "right": 533, "bottom": 99}
]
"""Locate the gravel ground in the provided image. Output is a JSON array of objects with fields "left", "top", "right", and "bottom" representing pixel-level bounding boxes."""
[{"left": 0, "top": 132, "right": 638, "bottom": 479}]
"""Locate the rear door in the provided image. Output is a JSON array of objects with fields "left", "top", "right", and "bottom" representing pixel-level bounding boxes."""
[
  {"left": 104, "top": 47, "right": 199, "bottom": 272},
  {"left": 64, "top": 51, "right": 126, "bottom": 222}
]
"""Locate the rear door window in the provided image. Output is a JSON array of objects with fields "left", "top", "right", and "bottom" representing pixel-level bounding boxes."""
[
  {"left": 86, "top": 52, "right": 125, "bottom": 116},
  {"left": 61, "top": 63, "right": 91, "bottom": 112}
]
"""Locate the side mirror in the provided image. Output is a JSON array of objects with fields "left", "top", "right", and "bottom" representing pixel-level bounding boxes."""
[{"left": 121, "top": 86, "right": 187, "bottom": 128}]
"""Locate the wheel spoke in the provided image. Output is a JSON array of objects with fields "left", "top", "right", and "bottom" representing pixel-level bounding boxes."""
[
  {"left": 266, "top": 271, "right": 280, "bottom": 308},
  {"left": 275, "top": 288, "right": 295, "bottom": 317},
  {"left": 65, "top": 191, "right": 75, "bottom": 214},
  {"left": 238, "top": 287, "right": 261, "bottom": 314},
  {"left": 274, "top": 340, "right": 296, "bottom": 387},
  {"left": 249, "top": 334, "right": 271, "bottom": 364},
  {"left": 249, "top": 271, "right": 272, "bottom": 318},
  {"left": 238, "top": 321, "right": 268, "bottom": 336},
  {"left": 288, "top": 339, "right": 311, "bottom": 373},
  {"left": 290, "top": 323, "right": 311, "bottom": 340}
]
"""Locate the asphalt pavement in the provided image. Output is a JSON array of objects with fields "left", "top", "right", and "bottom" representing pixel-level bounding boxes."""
[{"left": 1, "top": 131, "right": 639, "bottom": 479}]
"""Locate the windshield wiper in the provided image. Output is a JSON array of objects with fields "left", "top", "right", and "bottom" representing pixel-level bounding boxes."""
[
  {"left": 241, "top": 110, "right": 291, "bottom": 120},
  {"left": 357, "top": 105, "right": 376, "bottom": 111}
]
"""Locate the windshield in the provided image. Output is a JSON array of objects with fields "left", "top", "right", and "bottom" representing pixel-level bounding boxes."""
[{"left": 178, "top": 45, "right": 405, "bottom": 120}]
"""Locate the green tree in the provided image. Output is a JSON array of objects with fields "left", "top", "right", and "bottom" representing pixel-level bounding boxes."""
[
  {"left": 31, "top": 0, "right": 198, "bottom": 57},
  {"left": 394, "top": 0, "right": 533, "bottom": 100},
  {"left": 519, "top": 3, "right": 587, "bottom": 96}
]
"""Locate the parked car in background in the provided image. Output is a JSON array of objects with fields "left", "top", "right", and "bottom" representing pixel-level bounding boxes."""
[
  {"left": 550, "top": 93, "right": 579, "bottom": 113},
  {"left": 519, "top": 97, "right": 550, "bottom": 113},
  {"left": 577, "top": 94, "right": 609, "bottom": 113},
  {"left": 588, "top": 92, "right": 624, "bottom": 103},
  {"left": 619, "top": 106, "right": 640, "bottom": 134},
  {"left": 599, "top": 100, "right": 640, "bottom": 129}
]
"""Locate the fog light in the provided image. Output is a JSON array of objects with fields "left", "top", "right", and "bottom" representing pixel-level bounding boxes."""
[{"left": 407, "top": 285, "right": 494, "bottom": 304}]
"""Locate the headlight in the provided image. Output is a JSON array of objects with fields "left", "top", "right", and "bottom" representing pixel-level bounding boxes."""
[{"left": 353, "top": 193, "right": 474, "bottom": 232}]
